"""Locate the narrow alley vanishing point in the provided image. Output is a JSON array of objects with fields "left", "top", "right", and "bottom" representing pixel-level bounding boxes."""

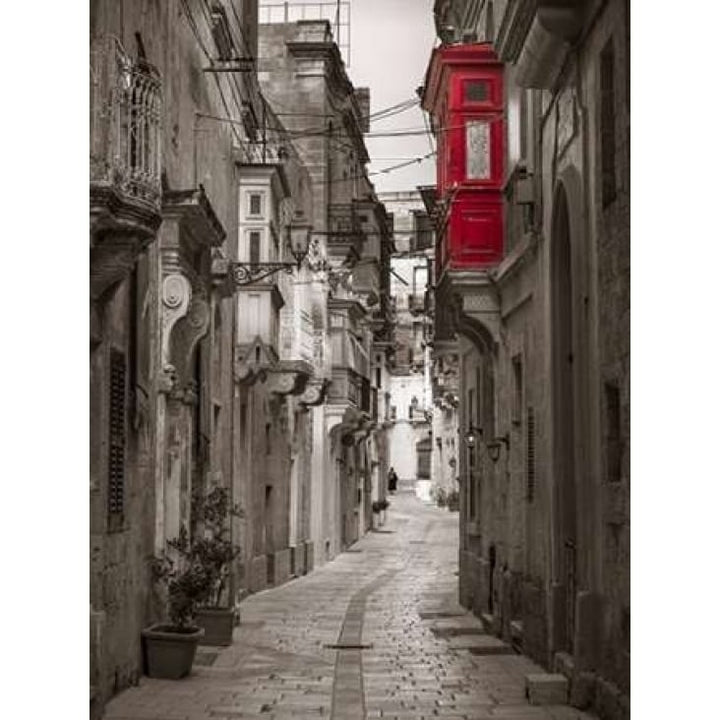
[{"left": 105, "top": 492, "right": 592, "bottom": 720}]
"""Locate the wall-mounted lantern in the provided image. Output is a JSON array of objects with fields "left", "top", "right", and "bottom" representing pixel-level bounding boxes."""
[{"left": 231, "top": 215, "right": 312, "bottom": 286}]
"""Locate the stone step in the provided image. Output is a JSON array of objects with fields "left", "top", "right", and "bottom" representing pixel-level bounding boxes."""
[
  {"left": 525, "top": 673, "right": 569, "bottom": 705},
  {"left": 449, "top": 635, "right": 514, "bottom": 654}
]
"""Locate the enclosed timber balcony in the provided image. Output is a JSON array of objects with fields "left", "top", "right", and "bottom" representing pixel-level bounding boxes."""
[
  {"left": 90, "top": 35, "right": 163, "bottom": 299},
  {"left": 327, "top": 203, "right": 363, "bottom": 263}
]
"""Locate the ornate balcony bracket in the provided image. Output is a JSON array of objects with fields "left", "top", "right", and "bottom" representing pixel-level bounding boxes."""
[
  {"left": 327, "top": 406, "right": 365, "bottom": 447},
  {"left": 299, "top": 378, "right": 331, "bottom": 410},
  {"left": 233, "top": 359, "right": 266, "bottom": 387},
  {"left": 233, "top": 339, "right": 275, "bottom": 387},
  {"left": 168, "top": 286, "right": 211, "bottom": 390},
  {"left": 435, "top": 270, "right": 501, "bottom": 352},
  {"left": 265, "top": 360, "right": 313, "bottom": 396}
]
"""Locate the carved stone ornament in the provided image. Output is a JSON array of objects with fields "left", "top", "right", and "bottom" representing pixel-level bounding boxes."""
[
  {"left": 265, "top": 361, "right": 313, "bottom": 397},
  {"left": 161, "top": 273, "right": 191, "bottom": 368},
  {"left": 158, "top": 364, "right": 178, "bottom": 394},
  {"left": 168, "top": 287, "right": 210, "bottom": 389},
  {"left": 299, "top": 378, "right": 330, "bottom": 410},
  {"left": 163, "top": 274, "right": 189, "bottom": 309}
]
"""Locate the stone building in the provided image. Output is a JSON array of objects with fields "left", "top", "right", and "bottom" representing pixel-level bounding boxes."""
[
  {"left": 89, "top": 0, "right": 324, "bottom": 715},
  {"left": 422, "top": 2, "right": 630, "bottom": 719},
  {"left": 377, "top": 191, "right": 435, "bottom": 495},
  {"left": 257, "top": 18, "right": 394, "bottom": 560}
]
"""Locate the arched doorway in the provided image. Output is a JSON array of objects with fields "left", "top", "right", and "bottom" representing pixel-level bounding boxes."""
[{"left": 551, "top": 182, "right": 578, "bottom": 653}]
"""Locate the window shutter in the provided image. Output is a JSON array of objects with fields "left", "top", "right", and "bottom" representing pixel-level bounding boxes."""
[
  {"left": 526, "top": 405, "right": 535, "bottom": 503},
  {"left": 108, "top": 350, "right": 127, "bottom": 518}
]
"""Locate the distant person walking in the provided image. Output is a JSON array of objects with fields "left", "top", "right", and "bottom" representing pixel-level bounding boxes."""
[{"left": 388, "top": 467, "right": 398, "bottom": 493}]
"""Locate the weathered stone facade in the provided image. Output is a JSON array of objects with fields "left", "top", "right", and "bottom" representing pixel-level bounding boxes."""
[
  {"left": 89, "top": 2, "right": 333, "bottom": 716},
  {"left": 423, "top": 2, "right": 630, "bottom": 719},
  {"left": 257, "top": 18, "right": 393, "bottom": 561}
]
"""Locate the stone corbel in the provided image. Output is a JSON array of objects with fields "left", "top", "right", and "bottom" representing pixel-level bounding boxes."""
[
  {"left": 168, "top": 284, "right": 210, "bottom": 391},
  {"left": 170, "top": 379, "right": 198, "bottom": 406},
  {"left": 160, "top": 271, "right": 192, "bottom": 394},
  {"left": 211, "top": 248, "right": 234, "bottom": 299},
  {"left": 233, "top": 358, "right": 265, "bottom": 387},
  {"left": 265, "top": 360, "right": 313, "bottom": 397},
  {"left": 299, "top": 378, "right": 331, "bottom": 411},
  {"left": 514, "top": 2, "right": 584, "bottom": 89}
]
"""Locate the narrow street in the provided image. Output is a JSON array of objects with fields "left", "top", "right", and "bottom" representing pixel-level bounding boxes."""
[{"left": 104, "top": 492, "right": 593, "bottom": 720}]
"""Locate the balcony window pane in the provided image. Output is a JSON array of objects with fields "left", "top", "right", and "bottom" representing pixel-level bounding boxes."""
[
  {"left": 465, "top": 80, "right": 488, "bottom": 102},
  {"left": 249, "top": 231, "right": 261, "bottom": 264},
  {"left": 466, "top": 120, "right": 490, "bottom": 179}
]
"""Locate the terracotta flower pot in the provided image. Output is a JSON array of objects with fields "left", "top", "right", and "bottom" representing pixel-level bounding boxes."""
[
  {"left": 141, "top": 624, "right": 204, "bottom": 679},
  {"left": 195, "top": 607, "right": 236, "bottom": 646}
]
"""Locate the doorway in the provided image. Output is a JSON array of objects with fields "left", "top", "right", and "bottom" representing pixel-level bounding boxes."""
[{"left": 551, "top": 183, "right": 577, "bottom": 653}]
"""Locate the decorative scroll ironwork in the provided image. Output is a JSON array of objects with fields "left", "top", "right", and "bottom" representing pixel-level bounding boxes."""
[
  {"left": 90, "top": 35, "right": 162, "bottom": 208},
  {"left": 230, "top": 261, "right": 296, "bottom": 286}
]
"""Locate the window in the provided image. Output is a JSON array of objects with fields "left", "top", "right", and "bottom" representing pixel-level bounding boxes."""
[
  {"left": 600, "top": 38, "right": 617, "bottom": 207},
  {"left": 249, "top": 231, "right": 261, "bottom": 264},
  {"left": 465, "top": 80, "right": 488, "bottom": 103},
  {"left": 466, "top": 120, "right": 491, "bottom": 180},
  {"left": 413, "top": 212, "right": 433, "bottom": 250},
  {"left": 248, "top": 192, "right": 263, "bottom": 217},
  {"left": 108, "top": 350, "right": 126, "bottom": 525}
]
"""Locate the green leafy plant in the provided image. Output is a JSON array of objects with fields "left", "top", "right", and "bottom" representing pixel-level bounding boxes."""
[
  {"left": 445, "top": 488, "right": 460, "bottom": 510},
  {"left": 191, "top": 486, "right": 243, "bottom": 607},
  {"left": 152, "top": 486, "right": 242, "bottom": 629},
  {"left": 372, "top": 498, "right": 390, "bottom": 514},
  {"left": 435, "top": 487, "right": 448, "bottom": 507}
]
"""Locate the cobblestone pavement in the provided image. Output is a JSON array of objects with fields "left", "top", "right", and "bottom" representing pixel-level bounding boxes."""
[{"left": 104, "top": 492, "right": 596, "bottom": 720}]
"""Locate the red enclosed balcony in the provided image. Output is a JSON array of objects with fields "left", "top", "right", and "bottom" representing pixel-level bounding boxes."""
[{"left": 421, "top": 43, "right": 504, "bottom": 277}]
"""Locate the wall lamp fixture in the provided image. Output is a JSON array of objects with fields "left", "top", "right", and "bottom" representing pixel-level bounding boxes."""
[
  {"left": 464, "top": 423, "right": 482, "bottom": 447},
  {"left": 463, "top": 424, "right": 509, "bottom": 463},
  {"left": 486, "top": 434, "right": 510, "bottom": 463},
  {"left": 231, "top": 216, "right": 312, "bottom": 287}
]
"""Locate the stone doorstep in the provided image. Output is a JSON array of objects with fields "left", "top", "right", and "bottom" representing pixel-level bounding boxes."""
[
  {"left": 450, "top": 635, "right": 513, "bottom": 653},
  {"left": 525, "top": 673, "right": 569, "bottom": 706}
]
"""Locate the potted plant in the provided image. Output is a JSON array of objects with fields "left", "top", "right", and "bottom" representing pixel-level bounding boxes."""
[
  {"left": 435, "top": 487, "right": 447, "bottom": 508},
  {"left": 378, "top": 497, "right": 389, "bottom": 525},
  {"left": 371, "top": 498, "right": 390, "bottom": 528},
  {"left": 142, "top": 525, "right": 210, "bottom": 679},
  {"left": 446, "top": 488, "right": 460, "bottom": 512},
  {"left": 192, "top": 486, "right": 242, "bottom": 646}
]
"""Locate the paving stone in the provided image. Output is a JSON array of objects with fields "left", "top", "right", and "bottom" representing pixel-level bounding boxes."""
[
  {"left": 525, "top": 675, "right": 569, "bottom": 706},
  {"left": 100, "top": 495, "right": 593, "bottom": 720}
]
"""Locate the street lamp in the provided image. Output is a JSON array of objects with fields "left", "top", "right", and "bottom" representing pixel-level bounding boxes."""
[{"left": 231, "top": 215, "right": 312, "bottom": 286}]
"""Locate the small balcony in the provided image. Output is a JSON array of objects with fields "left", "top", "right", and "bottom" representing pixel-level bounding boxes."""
[
  {"left": 327, "top": 204, "right": 363, "bottom": 263},
  {"left": 90, "top": 35, "right": 162, "bottom": 259},
  {"left": 328, "top": 366, "right": 371, "bottom": 415},
  {"left": 90, "top": 35, "right": 163, "bottom": 299}
]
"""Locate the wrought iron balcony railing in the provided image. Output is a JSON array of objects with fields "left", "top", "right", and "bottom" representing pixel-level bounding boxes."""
[{"left": 90, "top": 35, "right": 162, "bottom": 210}]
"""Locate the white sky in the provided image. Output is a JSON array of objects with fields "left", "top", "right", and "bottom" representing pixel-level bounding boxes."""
[
  {"left": 270, "top": 0, "right": 438, "bottom": 193},
  {"left": 349, "top": 0, "right": 437, "bottom": 193}
]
